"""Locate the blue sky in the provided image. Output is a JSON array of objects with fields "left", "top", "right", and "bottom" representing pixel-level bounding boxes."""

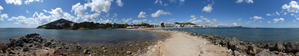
[{"left": 0, "top": 0, "right": 298, "bottom": 28}]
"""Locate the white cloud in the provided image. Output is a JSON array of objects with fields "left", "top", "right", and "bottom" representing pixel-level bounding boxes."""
[
  {"left": 273, "top": 18, "right": 285, "bottom": 23},
  {"left": 72, "top": 3, "right": 87, "bottom": 18},
  {"left": 116, "top": 0, "right": 123, "bottom": 7},
  {"left": 235, "top": 0, "right": 253, "bottom": 4},
  {"left": 154, "top": 0, "right": 185, "bottom": 6},
  {"left": 275, "top": 11, "right": 281, "bottom": 16},
  {"left": 47, "top": 8, "right": 75, "bottom": 20},
  {"left": 80, "top": 13, "right": 100, "bottom": 22},
  {"left": 202, "top": 4, "right": 213, "bottom": 13},
  {"left": 6, "top": 0, "right": 114, "bottom": 26},
  {"left": 296, "top": 18, "right": 299, "bottom": 21},
  {"left": 138, "top": 11, "right": 147, "bottom": 18},
  {"left": 188, "top": 15, "right": 202, "bottom": 24},
  {"left": 0, "top": 14, "right": 8, "bottom": 21},
  {"left": 8, "top": 16, "right": 40, "bottom": 25},
  {"left": 5, "top": 0, "right": 43, "bottom": 5},
  {"left": 5, "top": 0, "right": 22, "bottom": 5},
  {"left": 236, "top": 0, "right": 243, "bottom": 3},
  {"left": 282, "top": 1, "right": 299, "bottom": 13},
  {"left": 122, "top": 18, "right": 132, "bottom": 23},
  {"left": 232, "top": 22, "right": 238, "bottom": 26},
  {"left": 35, "top": 8, "right": 75, "bottom": 24},
  {"left": 24, "top": 0, "right": 43, "bottom": 4},
  {"left": 0, "top": 5, "right": 3, "bottom": 11},
  {"left": 180, "top": 0, "right": 185, "bottom": 2},
  {"left": 266, "top": 13, "right": 272, "bottom": 16},
  {"left": 71, "top": 0, "right": 114, "bottom": 22},
  {"left": 151, "top": 10, "right": 171, "bottom": 18},
  {"left": 187, "top": 15, "right": 217, "bottom": 26},
  {"left": 246, "top": 0, "right": 253, "bottom": 3},
  {"left": 189, "top": 15, "right": 197, "bottom": 21},
  {"left": 252, "top": 16, "right": 263, "bottom": 20},
  {"left": 132, "top": 19, "right": 148, "bottom": 24},
  {"left": 155, "top": 0, "right": 163, "bottom": 5},
  {"left": 84, "top": 0, "right": 112, "bottom": 13},
  {"left": 8, "top": 8, "right": 76, "bottom": 26},
  {"left": 26, "top": 10, "right": 30, "bottom": 13}
]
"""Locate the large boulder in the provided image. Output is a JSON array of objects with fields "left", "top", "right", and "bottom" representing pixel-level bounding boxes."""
[
  {"left": 8, "top": 33, "right": 45, "bottom": 47},
  {"left": 247, "top": 44, "right": 262, "bottom": 55},
  {"left": 273, "top": 42, "right": 285, "bottom": 52},
  {"left": 285, "top": 41, "right": 299, "bottom": 53},
  {"left": 226, "top": 37, "right": 247, "bottom": 52},
  {"left": 255, "top": 49, "right": 278, "bottom": 56},
  {"left": 0, "top": 41, "right": 7, "bottom": 52}
]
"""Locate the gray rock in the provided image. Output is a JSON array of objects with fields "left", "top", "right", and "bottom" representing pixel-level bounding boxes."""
[
  {"left": 295, "top": 52, "right": 299, "bottom": 56},
  {"left": 83, "top": 49, "right": 91, "bottom": 54},
  {"left": 256, "top": 42, "right": 265, "bottom": 48},
  {"left": 0, "top": 41, "right": 7, "bottom": 51},
  {"left": 285, "top": 41, "right": 299, "bottom": 53},
  {"left": 255, "top": 49, "right": 278, "bottom": 56},
  {"left": 265, "top": 43, "right": 275, "bottom": 49},
  {"left": 9, "top": 33, "right": 45, "bottom": 47},
  {"left": 233, "top": 51, "right": 247, "bottom": 56},
  {"left": 274, "top": 42, "right": 285, "bottom": 52},
  {"left": 247, "top": 44, "right": 262, "bottom": 55}
]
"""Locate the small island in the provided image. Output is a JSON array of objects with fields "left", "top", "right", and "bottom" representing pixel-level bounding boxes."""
[
  {"left": 37, "top": 19, "right": 153, "bottom": 30},
  {"left": 37, "top": 19, "right": 246, "bottom": 30}
]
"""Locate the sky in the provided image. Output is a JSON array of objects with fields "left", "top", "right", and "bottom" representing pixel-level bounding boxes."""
[{"left": 0, "top": 0, "right": 299, "bottom": 28}]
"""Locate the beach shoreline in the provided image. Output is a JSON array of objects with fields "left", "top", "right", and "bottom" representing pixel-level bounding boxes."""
[
  {"left": 0, "top": 28, "right": 298, "bottom": 56},
  {"left": 142, "top": 28, "right": 299, "bottom": 56}
]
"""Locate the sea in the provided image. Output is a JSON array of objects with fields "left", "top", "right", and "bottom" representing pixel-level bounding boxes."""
[
  {"left": 163, "top": 28, "right": 299, "bottom": 42},
  {"left": 0, "top": 28, "right": 163, "bottom": 43},
  {"left": 0, "top": 28, "right": 298, "bottom": 43}
]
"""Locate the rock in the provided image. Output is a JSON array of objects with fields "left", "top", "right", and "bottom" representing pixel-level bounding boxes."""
[
  {"left": 0, "top": 41, "right": 8, "bottom": 51},
  {"left": 22, "top": 47, "right": 29, "bottom": 52},
  {"left": 285, "top": 41, "right": 299, "bottom": 53},
  {"left": 255, "top": 49, "right": 278, "bottom": 56},
  {"left": 210, "top": 36, "right": 222, "bottom": 45},
  {"left": 9, "top": 33, "right": 44, "bottom": 47},
  {"left": 226, "top": 37, "right": 247, "bottom": 52},
  {"left": 44, "top": 42, "right": 52, "bottom": 47},
  {"left": 256, "top": 42, "right": 265, "bottom": 48},
  {"left": 265, "top": 43, "right": 275, "bottom": 50},
  {"left": 247, "top": 44, "right": 262, "bottom": 55},
  {"left": 83, "top": 49, "right": 91, "bottom": 54},
  {"left": 233, "top": 51, "right": 247, "bottom": 56},
  {"left": 273, "top": 42, "right": 285, "bottom": 52},
  {"left": 295, "top": 52, "right": 299, "bottom": 56}
]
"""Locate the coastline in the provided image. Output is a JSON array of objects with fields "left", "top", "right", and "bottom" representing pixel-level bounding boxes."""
[
  {"left": 0, "top": 33, "right": 160, "bottom": 56},
  {"left": 139, "top": 28, "right": 298, "bottom": 56},
  {"left": 0, "top": 28, "right": 298, "bottom": 56}
]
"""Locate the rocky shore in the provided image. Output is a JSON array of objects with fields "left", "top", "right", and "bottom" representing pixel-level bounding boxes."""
[
  {"left": 2, "top": 29, "right": 299, "bottom": 56},
  {"left": 0, "top": 33, "right": 158, "bottom": 56},
  {"left": 186, "top": 31, "right": 299, "bottom": 56},
  {"left": 123, "top": 28, "right": 299, "bottom": 56}
]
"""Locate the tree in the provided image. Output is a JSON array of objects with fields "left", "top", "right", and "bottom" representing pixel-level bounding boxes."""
[{"left": 161, "top": 23, "right": 165, "bottom": 27}]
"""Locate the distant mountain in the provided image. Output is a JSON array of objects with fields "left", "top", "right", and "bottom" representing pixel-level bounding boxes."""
[{"left": 37, "top": 19, "right": 75, "bottom": 29}]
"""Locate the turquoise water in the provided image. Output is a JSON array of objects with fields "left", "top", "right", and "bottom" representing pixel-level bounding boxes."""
[
  {"left": 164, "top": 28, "right": 299, "bottom": 42},
  {"left": 0, "top": 28, "right": 163, "bottom": 43}
]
